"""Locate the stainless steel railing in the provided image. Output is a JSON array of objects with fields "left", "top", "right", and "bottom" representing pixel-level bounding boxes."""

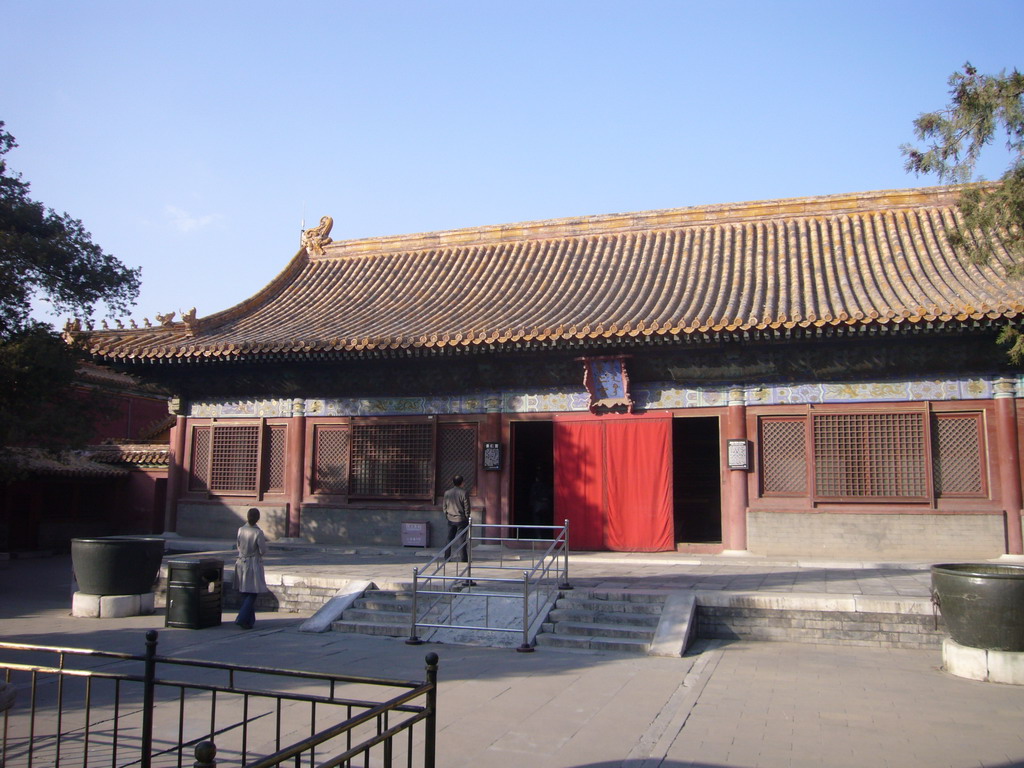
[{"left": 406, "top": 521, "right": 572, "bottom": 652}]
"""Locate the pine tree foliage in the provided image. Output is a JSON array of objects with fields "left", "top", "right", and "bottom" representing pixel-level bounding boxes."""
[
  {"left": 0, "top": 121, "right": 141, "bottom": 469},
  {"left": 902, "top": 63, "right": 1024, "bottom": 362},
  {"left": 0, "top": 122, "right": 140, "bottom": 339}
]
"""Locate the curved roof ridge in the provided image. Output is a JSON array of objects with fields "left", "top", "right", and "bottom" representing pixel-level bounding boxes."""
[
  {"left": 193, "top": 247, "right": 311, "bottom": 332},
  {"left": 315, "top": 184, "right": 972, "bottom": 260},
  {"left": 83, "top": 185, "right": 1023, "bottom": 363}
]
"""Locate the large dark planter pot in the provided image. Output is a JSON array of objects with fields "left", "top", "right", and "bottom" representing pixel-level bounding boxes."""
[
  {"left": 71, "top": 537, "right": 166, "bottom": 596},
  {"left": 931, "top": 563, "right": 1024, "bottom": 652}
]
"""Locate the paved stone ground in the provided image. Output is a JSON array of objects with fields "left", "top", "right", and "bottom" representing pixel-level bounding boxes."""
[
  {"left": 162, "top": 535, "right": 942, "bottom": 598},
  {"left": 2, "top": 547, "right": 1023, "bottom": 768}
]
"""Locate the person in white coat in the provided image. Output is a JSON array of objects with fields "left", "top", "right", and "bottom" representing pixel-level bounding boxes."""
[{"left": 235, "top": 507, "right": 268, "bottom": 629}]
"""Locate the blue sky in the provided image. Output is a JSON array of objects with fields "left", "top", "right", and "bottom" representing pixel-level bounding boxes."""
[{"left": 3, "top": 1, "right": 1022, "bottom": 327}]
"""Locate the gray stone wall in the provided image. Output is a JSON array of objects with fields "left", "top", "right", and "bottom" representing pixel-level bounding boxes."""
[
  {"left": 299, "top": 506, "right": 447, "bottom": 548},
  {"left": 174, "top": 501, "right": 446, "bottom": 548},
  {"left": 697, "top": 606, "right": 944, "bottom": 649},
  {"left": 176, "top": 503, "right": 289, "bottom": 540},
  {"left": 747, "top": 511, "right": 1008, "bottom": 559}
]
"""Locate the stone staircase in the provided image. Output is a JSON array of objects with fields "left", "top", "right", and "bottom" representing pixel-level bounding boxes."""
[
  {"left": 533, "top": 591, "right": 667, "bottom": 653},
  {"left": 326, "top": 585, "right": 945, "bottom": 653},
  {"left": 331, "top": 587, "right": 416, "bottom": 638}
]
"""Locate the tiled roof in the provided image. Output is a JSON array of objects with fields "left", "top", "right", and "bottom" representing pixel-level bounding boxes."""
[
  {"left": 89, "top": 444, "right": 170, "bottom": 467},
  {"left": 7, "top": 449, "right": 129, "bottom": 478},
  {"left": 85, "top": 185, "right": 1024, "bottom": 363},
  {"left": 137, "top": 414, "right": 176, "bottom": 442},
  {"left": 76, "top": 362, "right": 167, "bottom": 394}
]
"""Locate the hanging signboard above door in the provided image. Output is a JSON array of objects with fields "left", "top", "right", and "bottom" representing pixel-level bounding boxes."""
[{"left": 579, "top": 355, "right": 634, "bottom": 414}]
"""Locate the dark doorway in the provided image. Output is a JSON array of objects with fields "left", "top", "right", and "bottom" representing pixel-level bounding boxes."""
[
  {"left": 672, "top": 417, "right": 722, "bottom": 543},
  {"left": 511, "top": 421, "right": 554, "bottom": 533}
]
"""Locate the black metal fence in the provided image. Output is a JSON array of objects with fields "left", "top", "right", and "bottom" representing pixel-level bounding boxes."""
[{"left": 0, "top": 631, "right": 438, "bottom": 767}]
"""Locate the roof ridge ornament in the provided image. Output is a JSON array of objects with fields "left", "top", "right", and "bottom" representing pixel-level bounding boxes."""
[
  {"left": 301, "top": 215, "right": 334, "bottom": 255},
  {"left": 181, "top": 307, "right": 200, "bottom": 336},
  {"left": 62, "top": 317, "right": 83, "bottom": 345}
]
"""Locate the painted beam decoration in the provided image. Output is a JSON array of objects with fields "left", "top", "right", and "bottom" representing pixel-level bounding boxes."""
[{"left": 581, "top": 355, "right": 634, "bottom": 414}]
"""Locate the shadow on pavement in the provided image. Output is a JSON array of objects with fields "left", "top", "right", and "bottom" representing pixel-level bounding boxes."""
[{"left": 0, "top": 553, "right": 693, "bottom": 685}]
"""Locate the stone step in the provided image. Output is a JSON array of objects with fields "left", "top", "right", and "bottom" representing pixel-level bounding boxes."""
[
  {"left": 532, "top": 590, "right": 667, "bottom": 654},
  {"left": 547, "top": 608, "right": 661, "bottom": 627},
  {"left": 541, "top": 620, "right": 656, "bottom": 641},
  {"left": 552, "top": 597, "right": 665, "bottom": 615},
  {"left": 331, "top": 619, "right": 409, "bottom": 638},
  {"left": 339, "top": 608, "right": 412, "bottom": 625},
  {"left": 534, "top": 633, "right": 653, "bottom": 654},
  {"left": 362, "top": 589, "right": 415, "bottom": 601},
  {"left": 564, "top": 590, "right": 667, "bottom": 605},
  {"left": 335, "top": 586, "right": 457, "bottom": 639},
  {"left": 355, "top": 597, "right": 415, "bottom": 613}
]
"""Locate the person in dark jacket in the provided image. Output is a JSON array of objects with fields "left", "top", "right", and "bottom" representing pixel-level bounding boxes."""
[{"left": 442, "top": 475, "right": 476, "bottom": 585}]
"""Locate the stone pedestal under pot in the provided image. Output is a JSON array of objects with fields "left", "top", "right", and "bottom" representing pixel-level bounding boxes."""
[
  {"left": 71, "top": 537, "right": 165, "bottom": 618},
  {"left": 931, "top": 563, "right": 1024, "bottom": 684}
]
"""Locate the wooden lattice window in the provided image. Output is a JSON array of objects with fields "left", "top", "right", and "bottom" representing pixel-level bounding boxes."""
[
  {"left": 350, "top": 422, "right": 434, "bottom": 499},
  {"left": 312, "top": 425, "right": 350, "bottom": 495},
  {"left": 263, "top": 425, "right": 287, "bottom": 493},
  {"left": 189, "top": 426, "right": 211, "bottom": 492},
  {"left": 210, "top": 424, "right": 260, "bottom": 494},
  {"left": 760, "top": 417, "right": 807, "bottom": 496},
  {"left": 188, "top": 422, "right": 284, "bottom": 497},
  {"left": 437, "top": 423, "right": 478, "bottom": 495},
  {"left": 812, "top": 412, "right": 928, "bottom": 500},
  {"left": 932, "top": 413, "right": 986, "bottom": 497}
]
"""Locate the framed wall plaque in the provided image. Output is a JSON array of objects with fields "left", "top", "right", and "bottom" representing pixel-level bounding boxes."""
[
  {"left": 483, "top": 442, "right": 502, "bottom": 471},
  {"left": 727, "top": 439, "right": 751, "bottom": 470}
]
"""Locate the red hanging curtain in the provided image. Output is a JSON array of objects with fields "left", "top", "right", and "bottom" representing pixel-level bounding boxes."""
[
  {"left": 553, "top": 421, "right": 605, "bottom": 550},
  {"left": 604, "top": 418, "right": 675, "bottom": 552},
  {"left": 554, "top": 417, "right": 674, "bottom": 552}
]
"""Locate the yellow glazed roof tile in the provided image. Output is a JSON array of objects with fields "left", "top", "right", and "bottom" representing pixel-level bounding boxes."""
[{"left": 85, "top": 185, "right": 1024, "bottom": 361}]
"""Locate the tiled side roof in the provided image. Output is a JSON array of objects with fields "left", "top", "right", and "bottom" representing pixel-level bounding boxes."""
[
  {"left": 76, "top": 362, "right": 168, "bottom": 394},
  {"left": 7, "top": 449, "right": 130, "bottom": 478},
  {"left": 137, "top": 414, "right": 176, "bottom": 442},
  {"left": 89, "top": 444, "right": 170, "bottom": 467},
  {"left": 85, "top": 185, "right": 1024, "bottom": 362}
]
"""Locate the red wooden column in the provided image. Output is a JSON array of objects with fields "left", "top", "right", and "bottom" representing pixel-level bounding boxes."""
[
  {"left": 995, "top": 378, "right": 1023, "bottom": 555},
  {"left": 723, "top": 387, "right": 749, "bottom": 552},
  {"left": 479, "top": 401, "right": 502, "bottom": 527},
  {"left": 287, "top": 398, "right": 307, "bottom": 539},
  {"left": 163, "top": 398, "right": 187, "bottom": 534}
]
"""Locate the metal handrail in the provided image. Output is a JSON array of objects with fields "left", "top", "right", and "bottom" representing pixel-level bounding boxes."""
[{"left": 407, "top": 520, "right": 571, "bottom": 651}]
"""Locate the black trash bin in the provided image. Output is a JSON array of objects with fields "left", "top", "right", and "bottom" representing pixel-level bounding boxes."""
[{"left": 165, "top": 559, "right": 223, "bottom": 629}]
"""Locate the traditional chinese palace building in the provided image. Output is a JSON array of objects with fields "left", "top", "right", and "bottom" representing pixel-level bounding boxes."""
[{"left": 82, "top": 185, "right": 1024, "bottom": 559}]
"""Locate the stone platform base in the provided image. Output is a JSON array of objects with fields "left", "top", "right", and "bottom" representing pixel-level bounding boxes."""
[
  {"left": 942, "top": 637, "right": 1024, "bottom": 684},
  {"left": 72, "top": 591, "right": 156, "bottom": 618}
]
